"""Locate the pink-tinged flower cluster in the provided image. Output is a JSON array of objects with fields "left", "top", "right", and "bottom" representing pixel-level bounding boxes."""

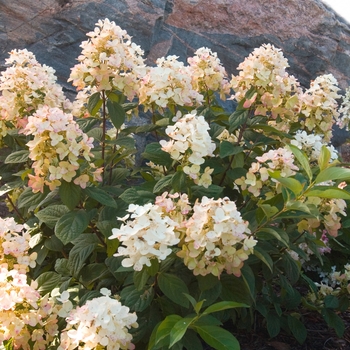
[
  {"left": 0, "top": 49, "right": 71, "bottom": 139},
  {"left": 68, "top": 18, "right": 145, "bottom": 100},
  {"left": 109, "top": 194, "right": 187, "bottom": 271},
  {"left": 23, "top": 106, "right": 100, "bottom": 193},
  {"left": 0, "top": 218, "right": 58, "bottom": 348},
  {"left": 298, "top": 194, "right": 347, "bottom": 238},
  {"left": 0, "top": 217, "right": 37, "bottom": 273},
  {"left": 290, "top": 130, "right": 338, "bottom": 163},
  {"left": 177, "top": 196, "right": 256, "bottom": 277},
  {"left": 300, "top": 74, "right": 340, "bottom": 142},
  {"left": 188, "top": 47, "right": 231, "bottom": 99},
  {"left": 235, "top": 147, "right": 298, "bottom": 198},
  {"left": 59, "top": 288, "right": 138, "bottom": 350},
  {"left": 338, "top": 87, "right": 350, "bottom": 130},
  {"left": 160, "top": 112, "right": 216, "bottom": 188},
  {"left": 139, "top": 56, "right": 203, "bottom": 111},
  {"left": 230, "top": 44, "right": 301, "bottom": 131},
  {"left": 111, "top": 192, "right": 255, "bottom": 278}
]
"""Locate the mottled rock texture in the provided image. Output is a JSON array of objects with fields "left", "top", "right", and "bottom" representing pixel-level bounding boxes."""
[{"left": 1, "top": 0, "right": 350, "bottom": 93}]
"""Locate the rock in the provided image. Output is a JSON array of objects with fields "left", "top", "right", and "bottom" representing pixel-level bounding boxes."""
[{"left": 1, "top": 0, "right": 350, "bottom": 145}]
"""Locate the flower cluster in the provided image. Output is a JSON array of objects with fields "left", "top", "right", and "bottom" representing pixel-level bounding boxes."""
[
  {"left": 290, "top": 130, "right": 338, "bottom": 163},
  {"left": 23, "top": 106, "right": 99, "bottom": 192},
  {"left": 139, "top": 55, "right": 203, "bottom": 111},
  {"left": 59, "top": 288, "right": 138, "bottom": 350},
  {"left": 160, "top": 112, "right": 216, "bottom": 188},
  {"left": 298, "top": 195, "right": 347, "bottom": 237},
  {"left": 230, "top": 44, "right": 301, "bottom": 132},
  {"left": 235, "top": 147, "right": 298, "bottom": 197},
  {"left": 188, "top": 47, "right": 231, "bottom": 99},
  {"left": 0, "top": 49, "right": 70, "bottom": 140},
  {"left": 0, "top": 218, "right": 58, "bottom": 348},
  {"left": 69, "top": 18, "right": 145, "bottom": 100},
  {"left": 338, "top": 87, "right": 350, "bottom": 130},
  {"left": 110, "top": 196, "right": 184, "bottom": 271},
  {"left": 300, "top": 74, "right": 340, "bottom": 142},
  {"left": 178, "top": 196, "right": 256, "bottom": 277}
]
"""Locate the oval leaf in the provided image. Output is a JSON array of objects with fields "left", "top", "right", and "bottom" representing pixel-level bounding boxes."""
[{"left": 158, "top": 273, "right": 189, "bottom": 308}]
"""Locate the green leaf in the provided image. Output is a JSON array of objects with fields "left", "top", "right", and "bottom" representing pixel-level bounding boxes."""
[
  {"left": 121, "top": 285, "right": 155, "bottom": 312},
  {"left": 87, "top": 92, "right": 102, "bottom": 116},
  {"left": 107, "top": 100, "right": 126, "bottom": 129},
  {"left": 279, "top": 253, "right": 301, "bottom": 284},
  {"left": 322, "top": 308, "right": 345, "bottom": 338},
  {"left": 153, "top": 315, "right": 182, "bottom": 348},
  {"left": 220, "top": 275, "right": 252, "bottom": 305},
  {"left": 203, "top": 301, "right": 248, "bottom": 316},
  {"left": 17, "top": 187, "right": 46, "bottom": 210},
  {"left": 84, "top": 187, "right": 118, "bottom": 208},
  {"left": 219, "top": 141, "right": 243, "bottom": 158},
  {"left": 256, "top": 227, "right": 289, "bottom": 247},
  {"left": 44, "top": 235, "right": 64, "bottom": 252},
  {"left": 259, "top": 204, "right": 279, "bottom": 219},
  {"left": 241, "top": 264, "right": 256, "bottom": 301},
  {"left": 324, "top": 295, "right": 339, "bottom": 309},
  {"left": 315, "top": 166, "right": 350, "bottom": 184},
  {"left": 68, "top": 234, "right": 100, "bottom": 276},
  {"left": 59, "top": 181, "right": 81, "bottom": 210},
  {"left": 269, "top": 172, "right": 303, "bottom": 195},
  {"left": 318, "top": 145, "right": 331, "bottom": 171},
  {"left": 35, "top": 271, "right": 61, "bottom": 295},
  {"left": 35, "top": 205, "right": 70, "bottom": 229},
  {"left": 253, "top": 245, "right": 273, "bottom": 272},
  {"left": 287, "top": 144, "right": 312, "bottom": 181},
  {"left": 182, "top": 330, "right": 204, "bottom": 350},
  {"left": 287, "top": 315, "right": 307, "bottom": 344},
  {"left": 158, "top": 273, "right": 190, "bottom": 308},
  {"left": 142, "top": 142, "right": 172, "bottom": 167},
  {"left": 172, "top": 170, "right": 188, "bottom": 193},
  {"left": 134, "top": 269, "right": 150, "bottom": 291},
  {"left": 3, "top": 338, "right": 14, "bottom": 350},
  {"left": 306, "top": 187, "right": 350, "bottom": 200},
  {"left": 153, "top": 174, "right": 173, "bottom": 193},
  {"left": 169, "top": 317, "right": 195, "bottom": 348},
  {"left": 80, "top": 263, "right": 108, "bottom": 286},
  {"left": 120, "top": 188, "right": 155, "bottom": 205},
  {"left": 146, "top": 258, "right": 159, "bottom": 276},
  {"left": 266, "top": 311, "right": 281, "bottom": 337},
  {"left": 229, "top": 109, "right": 248, "bottom": 132},
  {"left": 5, "top": 150, "right": 30, "bottom": 164},
  {"left": 194, "top": 325, "right": 240, "bottom": 350},
  {"left": 55, "top": 210, "right": 89, "bottom": 245}
]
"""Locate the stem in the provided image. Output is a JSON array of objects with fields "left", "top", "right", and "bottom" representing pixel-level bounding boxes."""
[
  {"left": 5, "top": 193, "right": 25, "bottom": 222},
  {"left": 109, "top": 128, "right": 119, "bottom": 185},
  {"left": 101, "top": 90, "right": 107, "bottom": 184},
  {"left": 91, "top": 225, "right": 107, "bottom": 248}
]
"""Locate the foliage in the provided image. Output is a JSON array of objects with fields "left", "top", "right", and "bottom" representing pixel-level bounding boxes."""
[{"left": 1, "top": 18, "right": 350, "bottom": 349}]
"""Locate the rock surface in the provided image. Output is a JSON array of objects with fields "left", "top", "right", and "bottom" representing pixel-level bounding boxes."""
[{"left": 1, "top": 0, "right": 350, "bottom": 93}]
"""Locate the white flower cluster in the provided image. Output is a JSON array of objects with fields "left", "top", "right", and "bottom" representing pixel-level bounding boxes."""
[
  {"left": 0, "top": 49, "right": 71, "bottom": 140},
  {"left": 188, "top": 47, "right": 231, "bottom": 99},
  {"left": 290, "top": 130, "right": 338, "bottom": 163},
  {"left": 160, "top": 112, "right": 216, "bottom": 188},
  {"left": 139, "top": 55, "right": 203, "bottom": 111},
  {"left": 110, "top": 200, "right": 182, "bottom": 271},
  {"left": 23, "top": 106, "right": 100, "bottom": 193},
  {"left": 69, "top": 18, "right": 145, "bottom": 100},
  {"left": 111, "top": 193, "right": 255, "bottom": 278},
  {"left": 300, "top": 74, "right": 340, "bottom": 142},
  {"left": 230, "top": 44, "right": 301, "bottom": 132},
  {"left": 338, "top": 87, "right": 350, "bottom": 130},
  {"left": 59, "top": 289, "right": 138, "bottom": 350},
  {"left": 235, "top": 147, "right": 298, "bottom": 197},
  {"left": 0, "top": 218, "right": 58, "bottom": 348},
  {"left": 0, "top": 217, "right": 37, "bottom": 273},
  {"left": 178, "top": 196, "right": 256, "bottom": 277}
]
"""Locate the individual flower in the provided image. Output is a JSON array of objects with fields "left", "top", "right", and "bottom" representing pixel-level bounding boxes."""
[
  {"left": 177, "top": 196, "right": 255, "bottom": 277},
  {"left": 23, "top": 106, "right": 98, "bottom": 192},
  {"left": 68, "top": 18, "right": 145, "bottom": 101},
  {"left": 58, "top": 289, "right": 138, "bottom": 350},
  {"left": 0, "top": 49, "right": 71, "bottom": 139},
  {"left": 138, "top": 55, "right": 203, "bottom": 112},
  {"left": 159, "top": 111, "right": 216, "bottom": 187},
  {"left": 188, "top": 47, "right": 231, "bottom": 99}
]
